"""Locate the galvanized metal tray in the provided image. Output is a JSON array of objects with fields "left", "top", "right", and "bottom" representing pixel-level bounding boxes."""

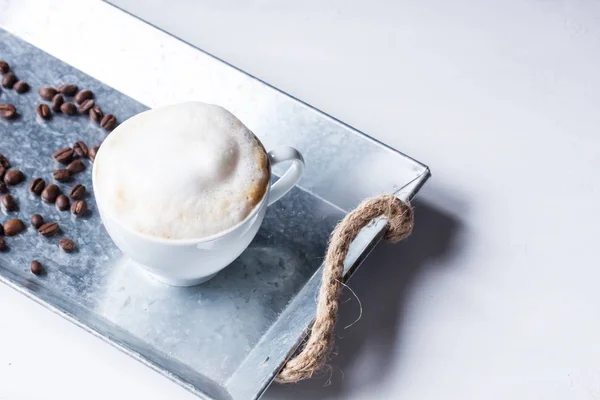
[{"left": 0, "top": 4, "right": 429, "bottom": 400}]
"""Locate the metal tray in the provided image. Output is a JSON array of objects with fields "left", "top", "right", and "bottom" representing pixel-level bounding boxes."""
[{"left": 0, "top": 5, "right": 429, "bottom": 400}]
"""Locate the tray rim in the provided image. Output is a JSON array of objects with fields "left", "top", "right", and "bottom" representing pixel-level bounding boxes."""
[{"left": 0, "top": 2, "right": 431, "bottom": 398}]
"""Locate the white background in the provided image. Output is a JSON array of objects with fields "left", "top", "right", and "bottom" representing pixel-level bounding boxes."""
[{"left": 2, "top": 0, "right": 600, "bottom": 399}]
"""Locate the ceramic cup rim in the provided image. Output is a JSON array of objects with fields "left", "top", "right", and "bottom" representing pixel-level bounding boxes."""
[{"left": 92, "top": 111, "right": 271, "bottom": 247}]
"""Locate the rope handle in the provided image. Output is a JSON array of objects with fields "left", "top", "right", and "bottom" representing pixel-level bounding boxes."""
[{"left": 276, "top": 194, "right": 414, "bottom": 383}]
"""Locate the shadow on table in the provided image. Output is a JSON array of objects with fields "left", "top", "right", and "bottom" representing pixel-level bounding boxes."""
[{"left": 263, "top": 198, "right": 462, "bottom": 399}]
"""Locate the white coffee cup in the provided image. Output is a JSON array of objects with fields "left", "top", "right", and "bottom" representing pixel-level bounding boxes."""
[{"left": 93, "top": 112, "right": 304, "bottom": 287}]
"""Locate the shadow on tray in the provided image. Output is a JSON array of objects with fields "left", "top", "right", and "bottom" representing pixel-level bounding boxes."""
[{"left": 264, "top": 198, "right": 462, "bottom": 399}]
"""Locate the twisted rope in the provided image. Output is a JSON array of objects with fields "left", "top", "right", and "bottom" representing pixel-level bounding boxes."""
[{"left": 276, "top": 194, "right": 413, "bottom": 383}]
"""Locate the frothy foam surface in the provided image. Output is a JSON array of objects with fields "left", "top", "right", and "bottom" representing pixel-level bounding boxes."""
[{"left": 95, "top": 102, "right": 269, "bottom": 240}]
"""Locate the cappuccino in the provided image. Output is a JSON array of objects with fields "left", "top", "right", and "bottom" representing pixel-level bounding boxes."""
[{"left": 94, "top": 102, "right": 269, "bottom": 240}]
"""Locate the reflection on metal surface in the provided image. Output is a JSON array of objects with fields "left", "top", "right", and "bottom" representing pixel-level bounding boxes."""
[{"left": 0, "top": 2, "right": 429, "bottom": 400}]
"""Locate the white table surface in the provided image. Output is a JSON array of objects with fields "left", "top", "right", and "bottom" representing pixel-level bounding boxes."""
[{"left": 1, "top": 0, "right": 600, "bottom": 399}]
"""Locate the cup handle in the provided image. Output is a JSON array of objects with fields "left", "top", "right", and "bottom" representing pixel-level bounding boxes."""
[{"left": 268, "top": 146, "right": 305, "bottom": 206}]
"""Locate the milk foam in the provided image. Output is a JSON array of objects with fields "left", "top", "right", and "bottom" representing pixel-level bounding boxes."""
[{"left": 95, "top": 102, "right": 269, "bottom": 240}]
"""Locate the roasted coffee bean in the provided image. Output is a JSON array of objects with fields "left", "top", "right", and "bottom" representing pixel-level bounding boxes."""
[
  {"left": 4, "top": 218, "right": 25, "bottom": 236},
  {"left": 88, "top": 146, "right": 99, "bottom": 162},
  {"left": 1, "top": 72, "right": 17, "bottom": 89},
  {"left": 0, "top": 166, "right": 5, "bottom": 181},
  {"left": 39, "top": 222, "right": 59, "bottom": 236},
  {"left": 59, "top": 238, "right": 75, "bottom": 253},
  {"left": 29, "top": 178, "right": 45, "bottom": 195},
  {"left": 89, "top": 106, "right": 103, "bottom": 124},
  {"left": 1, "top": 193, "right": 17, "bottom": 211},
  {"left": 74, "top": 89, "right": 94, "bottom": 104},
  {"left": 0, "top": 182, "right": 8, "bottom": 194},
  {"left": 53, "top": 169, "right": 71, "bottom": 182},
  {"left": 53, "top": 147, "right": 74, "bottom": 164},
  {"left": 39, "top": 86, "right": 57, "bottom": 100},
  {"left": 78, "top": 99, "right": 94, "bottom": 114},
  {"left": 69, "top": 184, "right": 86, "bottom": 200},
  {"left": 1, "top": 194, "right": 17, "bottom": 211},
  {"left": 30, "top": 214, "right": 44, "bottom": 229},
  {"left": 73, "top": 141, "right": 88, "bottom": 157},
  {"left": 100, "top": 114, "right": 117, "bottom": 131},
  {"left": 41, "top": 184, "right": 60, "bottom": 203},
  {"left": 60, "top": 102, "right": 77, "bottom": 115},
  {"left": 30, "top": 260, "right": 43, "bottom": 275},
  {"left": 58, "top": 83, "right": 78, "bottom": 96},
  {"left": 0, "top": 154, "right": 10, "bottom": 169},
  {"left": 0, "top": 60, "right": 9, "bottom": 74},
  {"left": 4, "top": 169, "right": 24, "bottom": 185},
  {"left": 36, "top": 103, "right": 52, "bottom": 120},
  {"left": 71, "top": 200, "right": 87, "bottom": 216},
  {"left": 13, "top": 81, "right": 30, "bottom": 94},
  {"left": 66, "top": 159, "right": 85, "bottom": 174},
  {"left": 29, "top": 178, "right": 46, "bottom": 195},
  {"left": 0, "top": 238, "right": 6, "bottom": 252},
  {"left": 0, "top": 104, "right": 17, "bottom": 119},
  {"left": 51, "top": 94, "right": 64, "bottom": 112},
  {"left": 56, "top": 194, "right": 70, "bottom": 211}
]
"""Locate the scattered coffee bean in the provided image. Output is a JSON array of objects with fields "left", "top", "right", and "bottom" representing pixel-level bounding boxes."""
[
  {"left": 60, "top": 102, "right": 77, "bottom": 115},
  {"left": 58, "top": 83, "right": 78, "bottom": 96},
  {"left": 0, "top": 104, "right": 17, "bottom": 119},
  {"left": 100, "top": 114, "right": 117, "bottom": 131},
  {"left": 0, "top": 155, "right": 10, "bottom": 169},
  {"left": 51, "top": 94, "right": 64, "bottom": 112},
  {"left": 36, "top": 103, "right": 52, "bottom": 120},
  {"left": 0, "top": 182, "right": 8, "bottom": 194},
  {"left": 89, "top": 106, "right": 103, "bottom": 124},
  {"left": 53, "top": 169, "right": 71, "bottom": 182},
  {"left": 39, "top": 222, "right": 59, "bottom": 236},
  {"left": 56, "top": 194, "right": 70, "bottom": 211},
  {"left": 4, "top": 218, "right": 25, "bottom": 236},
  {"left": 73, "top": 141, "right": 88, "bottom": 157},
  {"left": 29, "top": 177, "right": 46, "bottom": 195},
  {"left": 0, "top": 60, "right": 8, "bottom": 74},
  {"left": 59, "top": 238, "right": 75, "bottom": 253},
  {"left": 53, "top": 147, "right": 74, "bottom": 164},
  {"left": 1, "top": 194, "right": 17, "bottom": 211},
  {"left": 13, "top": 81, "right": 30, "bottom": 94},
  {"left": 41, "top": 184, "right": 60, "bottom": 203},
  {"left": 30, "top": 260, "right": 43, "bottom": 275},
  {"left": 74, "top": 89, "right": 94, "bottom": 104},
  {"left": 69, "top": 184, "right": 86, "bottom": 200},
  {"left": 30, "top": 214, "right": 44, "bottom": 229},
  {"left": 4, "top": 169, "right": 24, "bottom": 185},
  {"left": 39, "top": 86, "right": 57, "bottom": 100},
  {"left": 71, "top": 200, "right": 87, "bottom": 216},
  {"left": 0, "top": 238, "right": 6, "bottom": 252},
  {"left": 88, "top": 146, "right": 99, "bottom": 162},
  {"left": 1, "top": 72, "right": 17, "bottom": 89},
  {"left": 66, "top": 159, "right": 85, "bottom": 174},
  {"left": 2, "top": 169, "right": 12, "bottom": 183},
  {"left": 78, "top": 99, "right": 94, "bottom": 114}
]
